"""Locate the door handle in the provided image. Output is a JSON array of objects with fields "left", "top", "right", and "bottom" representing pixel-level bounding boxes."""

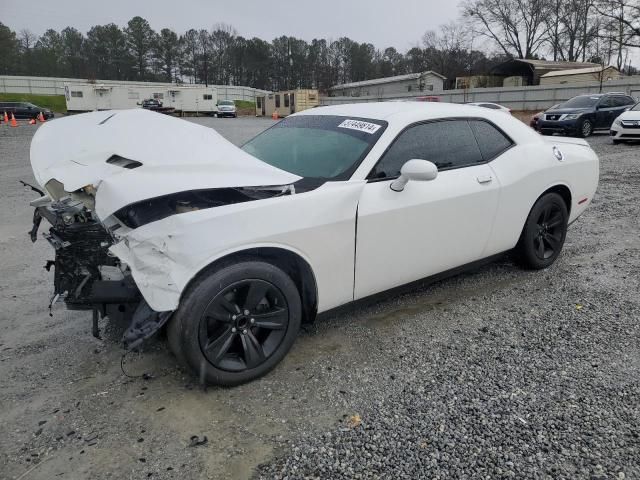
[{"left": 477, "top": 175, "right": 493, "bottom": 184}]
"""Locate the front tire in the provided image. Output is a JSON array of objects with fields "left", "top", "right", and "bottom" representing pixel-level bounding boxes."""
[
  {"left": 578, "top": 119, "right": 593, "bottom": 138},
  {"left": 515, "top": 192, "right": 568, "bottom": 270},
  {"left": 168, "top": 261, "right": 301, "bottom": 386}
]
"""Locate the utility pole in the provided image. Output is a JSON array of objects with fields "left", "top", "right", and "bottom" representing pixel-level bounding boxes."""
[{"left": 288, "top": 39, "right": 293, "bottom": 90}]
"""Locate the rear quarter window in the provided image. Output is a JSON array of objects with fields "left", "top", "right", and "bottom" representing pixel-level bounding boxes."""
[{"left": 469, "top": 120, "right": 514, "bottom": 161}]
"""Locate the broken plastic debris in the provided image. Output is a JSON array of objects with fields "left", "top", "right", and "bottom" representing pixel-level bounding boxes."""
[
  {"left": 345, "top": 414, "right": 362, "bottom": 429},
  {"left": 188, "top": 435, "right": 208, "bottom": 447}
]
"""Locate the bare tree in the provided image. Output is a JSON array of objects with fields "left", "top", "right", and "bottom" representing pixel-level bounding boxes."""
[
  {"left": 545, "top": 0, "right": 597, "bottom": 61},
  {"left": 595, "top": 0, "right": 640, "bottom": 48},
  {"left": 462, "top": 0, "right": 551, "bottom": 58},
  {"left": 19, "top": 29, "right": 37, "bottom": 51}
]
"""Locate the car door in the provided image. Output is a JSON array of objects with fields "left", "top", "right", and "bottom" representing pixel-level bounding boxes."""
[
  {"left": 595, "top": 96, "right": 617, "bottom": 128},
  {"left": 354, "top": 118, "right": 502, "bottom": 300}
]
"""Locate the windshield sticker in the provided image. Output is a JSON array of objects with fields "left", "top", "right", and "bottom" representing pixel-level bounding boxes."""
[{"left": 338, "top": 119, "right": 382, "bottom": 134}]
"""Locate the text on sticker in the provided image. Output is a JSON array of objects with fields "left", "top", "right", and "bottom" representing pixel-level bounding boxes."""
[{"left": 338, "top": 119, "right": 381, "bottom": 134}]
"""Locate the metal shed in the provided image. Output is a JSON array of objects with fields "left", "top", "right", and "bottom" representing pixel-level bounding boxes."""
[
  {"left": 328, "top": 71, "right": 446, "bottom": 97},
  {"left": 489, "top": 59, "right": 600, "bottom": 86},
  {"left": 255, "top": 89, "right": 319, "bottom": 117},
  {"left": 539, "top": 66, "right": 623, "bottom": 85}
]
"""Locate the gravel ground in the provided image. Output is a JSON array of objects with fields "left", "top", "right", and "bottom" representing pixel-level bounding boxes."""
[{"left": 1, "top": 116, "right": 639, "bottom": 480}]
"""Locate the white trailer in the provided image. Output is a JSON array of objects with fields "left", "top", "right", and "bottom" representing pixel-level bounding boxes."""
[{"left": 64, "top": 83, "right": 218, "bottom": 114}]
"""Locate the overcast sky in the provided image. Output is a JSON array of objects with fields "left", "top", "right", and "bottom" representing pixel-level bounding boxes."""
[{"left": 0, "top": 0, "right": 461, "bottom": 50}]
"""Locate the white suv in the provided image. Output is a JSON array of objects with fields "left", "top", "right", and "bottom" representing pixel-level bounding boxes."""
[{"left": 611, "top": 102, "right": 640, "bottom": 144}]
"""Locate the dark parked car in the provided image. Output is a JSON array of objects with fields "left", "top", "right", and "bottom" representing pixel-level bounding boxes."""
[
  {"left": 140, "top": 98, "right": 175, "bottom": 114},
  {"left": 538, "top": 93, "right": 636, "bottom": 137},
  {"left": 0, "top": 102, "right": 54, "bottom": 120},
  {"left": 530, "top": 104, "right": 559, "bottom": 131}
]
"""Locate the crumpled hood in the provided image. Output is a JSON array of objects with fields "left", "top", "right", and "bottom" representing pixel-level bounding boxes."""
[{"left": 30, "top": 109, "right": 300, "bottom": 219}]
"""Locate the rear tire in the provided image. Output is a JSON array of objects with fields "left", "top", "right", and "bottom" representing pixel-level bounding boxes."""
[
  {"left": 515, "top": 192, "right": 568, "bottom": 270},
  {"left": 167, "top": 261, "right": 301, "bottom": 386}
]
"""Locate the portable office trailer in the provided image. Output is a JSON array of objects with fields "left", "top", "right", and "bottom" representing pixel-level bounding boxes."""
[
  {"left": 64, "top": 83, "right": 218, "bottom": 114},
  {"left": 255, "top": 89, "right": 319, "bottom": 117}
]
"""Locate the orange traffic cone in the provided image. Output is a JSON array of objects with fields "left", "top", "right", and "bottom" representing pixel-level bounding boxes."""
[
  {"left": 271, "top": 111, "right": 279, "bottom": 120},
  {"left": 10, "top": 113, "right": 18, "bottom": 127},
  {"left": 3, "top": 111, "right": 8, "bottom": 124},
  {"left": 29, "top": 118, "right": 36, "bottom": 125},
  {"left": 38, "top": 112, "right": 46, "bottom": 123}
]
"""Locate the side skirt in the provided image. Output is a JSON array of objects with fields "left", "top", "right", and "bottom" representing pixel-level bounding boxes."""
[{"left": 316, "top": 251, "right": 509, "bottom": 322}]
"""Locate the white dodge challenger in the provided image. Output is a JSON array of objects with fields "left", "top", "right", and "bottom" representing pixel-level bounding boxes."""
[{"left": 28, "top": 102, "right": 599, "bottom": 385}]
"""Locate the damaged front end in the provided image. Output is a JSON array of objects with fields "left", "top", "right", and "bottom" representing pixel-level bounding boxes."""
[
  {"left": 27, "top": 109, "right": 303, "bottom": 350},
  {"left": 29, "top": 182, "right": 169, "bottom": 350}
]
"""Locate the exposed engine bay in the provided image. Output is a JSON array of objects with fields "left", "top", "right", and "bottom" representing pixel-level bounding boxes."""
[{"left": 29, "top": 186, "right": 150, "bottom": 346}]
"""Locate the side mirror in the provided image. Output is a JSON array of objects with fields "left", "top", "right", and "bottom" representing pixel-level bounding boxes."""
[{"left": 390, "top": 159, "right": 438, "bottom": 192}]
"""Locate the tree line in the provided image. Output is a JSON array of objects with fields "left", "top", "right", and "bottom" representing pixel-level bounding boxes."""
[
  {"left": 0, "top": 17, "right": 504, "bottom": 91},
  {"left": 0, "top": 1, "right": 638, "bottom": 92}
]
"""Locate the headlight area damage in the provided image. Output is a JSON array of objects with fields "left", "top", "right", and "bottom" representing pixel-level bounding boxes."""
[{"left": 29, "top": 182, "right": 296, "bottom": 350}]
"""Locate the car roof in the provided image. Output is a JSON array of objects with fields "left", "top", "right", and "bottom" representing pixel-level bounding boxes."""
[{"left": 295, "top": 101, "right": 506, "bottom": 122}]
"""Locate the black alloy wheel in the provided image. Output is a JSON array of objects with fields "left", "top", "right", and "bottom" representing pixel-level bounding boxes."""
[
  {"left": 167, "top": 260, "right": 301, "bottom": 386},
  {"left": 199, "top": 279, "right": 289, "bottom": 372},
  {"left": 532, "top": 203, "right": 564, "bottom": 260},
  {"left": 516, "top": 192, "right": 568, "bottom": 270}
]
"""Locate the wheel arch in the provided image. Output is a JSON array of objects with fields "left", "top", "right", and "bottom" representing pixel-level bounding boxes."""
[
  {"left": 542, "top": 183, "right": 572, "bottom": 216},
  {"left": 181, "top": 245, "right": 319, "bottom": 324},
  {"left": 516, "top": 183, "right": 572, "bottom": 245}
]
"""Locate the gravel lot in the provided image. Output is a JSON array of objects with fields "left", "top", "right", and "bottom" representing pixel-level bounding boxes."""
[{"left": 1, "top": 116, "right": 639, "bottom": 480}]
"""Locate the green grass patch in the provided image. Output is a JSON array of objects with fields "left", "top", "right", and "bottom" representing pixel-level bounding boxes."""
[
  {"left": 0, "top": 93, "right": 67, "bottom": 113},
  {"left": 234, "top": 100, "right": 255, "bottom": 109}
]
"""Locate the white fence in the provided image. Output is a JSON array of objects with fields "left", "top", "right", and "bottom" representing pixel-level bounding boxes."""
[
  {"left": 0, "top": 75, "right": 268, "bottom": 102},
  {"left": 322, "top": 77, "right": 640, "bottom": 111}
]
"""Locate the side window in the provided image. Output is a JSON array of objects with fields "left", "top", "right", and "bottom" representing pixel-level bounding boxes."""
[
  {"left": 469, "top": 120, "right": 513, "bottom": 161},
  {"left": 613, "top": 96, "right": 633, "bottom": 107},
  {"left": 275, "top": 95, "right": 281, "bottom": 108},
  {"left": 368, "top": 120, "right": 483, "bottom": 179},
  {"left": 599, "top": 97, "right": 615, "bottom": 108}
]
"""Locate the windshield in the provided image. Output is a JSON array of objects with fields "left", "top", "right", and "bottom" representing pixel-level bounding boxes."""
[
  {"left": 632, "top": 103, "right": 640, "bottom": 111},
  {"left": 219, "top": 100, "right": 234, "bottom": 106},
  {"left": 242, "top": 115, "right": 387, "bottom": 180},
  {"left": 558, "top": 96, "right": 600, "bottom": 109}
]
